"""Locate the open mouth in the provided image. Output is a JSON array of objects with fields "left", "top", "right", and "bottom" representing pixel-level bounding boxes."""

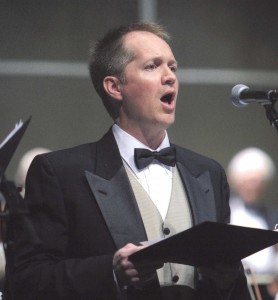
[{"left": 160, "top": 93, "right": 174, "bottom": 104}]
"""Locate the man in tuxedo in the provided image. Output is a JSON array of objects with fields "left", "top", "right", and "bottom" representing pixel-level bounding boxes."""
[{"left": 11, "top": 22, "right": 250, "bottom": 300}]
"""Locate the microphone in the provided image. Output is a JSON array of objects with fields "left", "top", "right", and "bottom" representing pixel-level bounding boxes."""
[{"left": 231, "top": 84, "right": 271, "bottom": 107}]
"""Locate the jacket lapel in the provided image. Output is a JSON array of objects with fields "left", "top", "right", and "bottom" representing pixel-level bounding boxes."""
[
  {"left": 85, "top": 131, "right": 217, "bottom": 248},
  {"left": 176, "top": 157, "right": 217, "bottom": 225},
  {"left": 85, "top": 129, "right": 146, "bottom": 249}
]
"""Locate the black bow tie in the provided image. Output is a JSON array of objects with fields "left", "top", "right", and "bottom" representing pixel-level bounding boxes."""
[{"left": 134, "top": 146, "right": 176, "bottom": 170}]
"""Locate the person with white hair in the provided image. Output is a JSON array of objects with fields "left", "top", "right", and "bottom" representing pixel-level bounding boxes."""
[
  {"left": 14, "top": 147, "right": 50, "bottom": 197},
  {"left": 0, "top": 147, "right": 50, "bottom": 294},
  {"left": 227, "top": 147, "right": 277, "bottom": 275}
]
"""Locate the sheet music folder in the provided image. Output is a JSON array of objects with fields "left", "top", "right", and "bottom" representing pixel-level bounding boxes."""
[
  {"left": 130, "top": 221, "right": 278, "bottom": 267},
  {"left": 0, "top": 117, "right": 31, "bottom": 180}
]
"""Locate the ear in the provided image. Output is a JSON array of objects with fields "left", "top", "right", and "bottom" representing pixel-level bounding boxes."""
[{"left": 103, "top": 76, "right": 123, "bottom": 101}]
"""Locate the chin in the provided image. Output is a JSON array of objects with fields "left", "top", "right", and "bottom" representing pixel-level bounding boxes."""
[
  {"left": 160, "top": 119, "right": 175, "bottom": 130},
  {"left": 165, "top": 115, "right": 175, "bottom": 126}
]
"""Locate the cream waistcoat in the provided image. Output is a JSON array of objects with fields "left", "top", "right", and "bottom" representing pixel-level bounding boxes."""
[{"left": 125, "top": 165, "right": 195, "bottom": 289}]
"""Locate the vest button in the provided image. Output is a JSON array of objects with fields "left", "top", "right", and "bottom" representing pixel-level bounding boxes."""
[
  {"left": 163, "top": 227, "right": 170, "bottom": 235},
  {"left": 172, "top": 275, "right": 179, "bottom": 283}
]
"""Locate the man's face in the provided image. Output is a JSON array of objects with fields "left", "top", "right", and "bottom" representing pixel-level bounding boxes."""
[{"left": 117, "top": 31, "right": 179, "bottom": 135}]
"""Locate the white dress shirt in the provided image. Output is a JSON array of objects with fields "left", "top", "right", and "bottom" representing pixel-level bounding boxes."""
[{"left": 112, "top": 124, "right": 173, "bottom": 220}]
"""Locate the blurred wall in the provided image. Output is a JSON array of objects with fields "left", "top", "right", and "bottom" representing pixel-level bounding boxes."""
[{"left": 1, "top": 0, "right": 278, "bottom": 205}]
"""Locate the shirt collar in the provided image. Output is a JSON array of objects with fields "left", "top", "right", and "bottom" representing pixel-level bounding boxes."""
[{"left": 112, "top": 123, "right": 171, "bottom": 173}]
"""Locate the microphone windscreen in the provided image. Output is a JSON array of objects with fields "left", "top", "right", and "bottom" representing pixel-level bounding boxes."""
[{"left": 230, "top": 84, "right": 249, "bottom": 107}]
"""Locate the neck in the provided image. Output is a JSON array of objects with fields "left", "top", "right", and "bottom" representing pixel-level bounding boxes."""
[
  {"left": 136, "top": 131, "right": 166, "bottom": 149},
  {"left": 116, "top": 123, "right": 167, "bottom": 149}
]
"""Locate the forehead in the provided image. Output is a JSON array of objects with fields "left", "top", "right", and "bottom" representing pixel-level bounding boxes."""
[{"left": 123, "top": 31, "right": 175, "bottom": 58}]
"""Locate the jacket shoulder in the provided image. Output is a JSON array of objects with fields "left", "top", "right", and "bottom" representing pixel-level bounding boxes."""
[{"left": 174, "top": 144, "right": 225, "bottom": 175}]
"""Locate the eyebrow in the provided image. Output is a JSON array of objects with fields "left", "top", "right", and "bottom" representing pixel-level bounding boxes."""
[
  {"left": 151, "top": 56, "right": 178, "bottom": 65},
  {"left": 167, "top": 58, "right": 178, "bottom": 67}
]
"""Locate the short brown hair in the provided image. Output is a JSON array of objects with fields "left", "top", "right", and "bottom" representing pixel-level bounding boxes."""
[{"left": 89, "top": 22, "right": 171, "bottom": 120}]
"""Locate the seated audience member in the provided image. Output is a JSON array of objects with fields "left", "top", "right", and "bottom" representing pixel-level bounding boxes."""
[
  {"left": 14, "top": 147, "right": 51, "bottom": 196},
  {"left": 227, "top": 147, "right": 277, "bottom": 275}
]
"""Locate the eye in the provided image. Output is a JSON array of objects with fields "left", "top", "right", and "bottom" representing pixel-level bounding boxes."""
[
  {"left": 145, "top": 63, "right": 157, "bottom": 71},
  {"left": 169, "top": 65, "right": 177, "bottom": 72}
]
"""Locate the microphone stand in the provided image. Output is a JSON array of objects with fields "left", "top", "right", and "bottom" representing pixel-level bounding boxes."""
[{"left": 263, "top": 90, "right": 278, "bottom": 132}]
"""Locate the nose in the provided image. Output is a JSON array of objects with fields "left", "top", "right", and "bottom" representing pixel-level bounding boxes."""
[{"left": 162, "top": 66, "right": 176, "bottom": 86}]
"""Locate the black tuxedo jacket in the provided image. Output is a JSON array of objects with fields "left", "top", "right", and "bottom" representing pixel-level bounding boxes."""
[{"left": 10, "top": 128, "right": 249, "bottom": 300}]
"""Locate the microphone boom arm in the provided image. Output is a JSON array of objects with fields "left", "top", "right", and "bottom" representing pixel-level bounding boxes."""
[{"left": 231, "top": 85, "right": 278, "bottom": 133}]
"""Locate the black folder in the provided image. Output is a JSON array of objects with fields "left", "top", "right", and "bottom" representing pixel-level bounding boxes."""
[
  {"left": 0, "top": 117, "right": 31, "bottom": 179},
  {"left": 130, "top": 221, "right": 278, "bottom": 267}
]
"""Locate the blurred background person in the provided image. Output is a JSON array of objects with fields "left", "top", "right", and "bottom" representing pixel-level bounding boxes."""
[
  {"left": 0, "top": 147, "right": 50, "bottom": 294},
  {"left": 0, "top": 147, "right": 50, "bottom": 293},
  {"left": 227, "top": 147, "right": 277, "bottom": 274},
  {"left": 14, "top": 147, "right": 51, "bottom": 197},
  {"left": 227, "top": 147, "right": 278, "bottom": 299}
]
